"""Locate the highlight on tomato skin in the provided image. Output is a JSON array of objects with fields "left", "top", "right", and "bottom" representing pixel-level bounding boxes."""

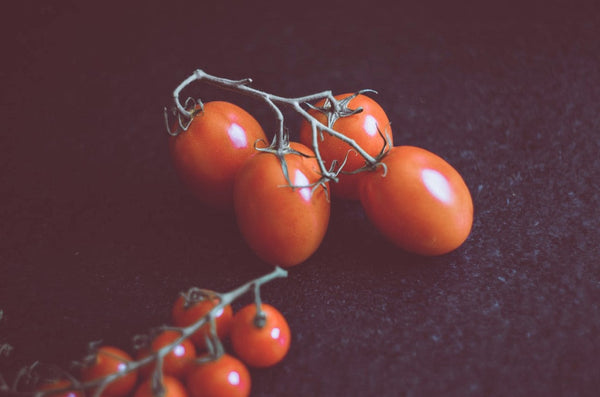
[
  {"left": 233, "top": 142, "right": 330, "bottom": 267},
  {"left": 169, "top": 101, "right": 268, "bottom": 211},
  {"left": 359, "top": 145, "right": 473, "bottom": 256}
]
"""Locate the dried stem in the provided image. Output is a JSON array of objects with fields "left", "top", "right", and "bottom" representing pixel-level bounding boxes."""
[{"left": 164, "top": 69, "right": 380, "bottom": 181}]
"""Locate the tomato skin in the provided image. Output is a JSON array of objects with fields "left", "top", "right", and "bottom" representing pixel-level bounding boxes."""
[
  {"left": 186, "top": 354, "right": 250, "bottom": 397},
  {"left": 79, "top": 346, "right": 138, "bottom": 397},
  {"left": 171, "top": 295, "right": 233, "bottom": 351},
  {"left": 137, "top": 330, "right": 196, "bottom": 380},
  {"left": 133, "top": 375, "right": 189, "bottom": 397},
  {"left": 230, "top": 303, "right": 291, "bottom": 368},
  {"left": 360, "top": 146, "right": 473, "bottom": 256},
  {"left": 299, "top": 93, "right": 392, "bottom": 200},
  {"left": 37, "top": 380, "right": 83, "bottom": 397},
  {"left": 233, "top": 142, "right": 330, "bottom": 267},
  {"left": 169, "top": 101, "right": 267, "bottom": 210}
]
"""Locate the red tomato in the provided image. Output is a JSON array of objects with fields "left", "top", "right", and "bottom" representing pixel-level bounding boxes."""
[
  {"left": 137, "top": 330, "right": 196, "bottom": 379},
  {"left": 169, "top": 101, "right": 268, "bottom": 210},
  {"left": 230, "top": 303, "right": 291, "bottom": 368},
  {"left": 186, "top": 354, "right": 250, "bottom": 397},
  {"left": 299, "top": 93, "right": 392, "bottom": 200},
  {"left": 37, "top": 379, "right": 83, "bottom": 397},
  {"left": 171, "top": 294, "right": 233, "bottom": 351},
  {"left": 233, "top": 142, "right": 330, "bottom": 267},
  {"left": 360, "top": 146, "right": 473, "bottom": 255},
  {"left": 133, "top": 375, "right": 188, "bottom": 397},
  {"left": 79, "top": 346, "right": 138, "bottom": 397}
]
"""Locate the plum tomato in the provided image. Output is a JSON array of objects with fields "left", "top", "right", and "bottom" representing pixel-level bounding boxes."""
[
  {"left": 230, "top": 303, "right": 291, "bottom": 368},
  {"left": 360, "top": 146, "right": 473, "bottom": 256},
  {"left": 186, "top": 354, "right": 250, "bottom": 397},
  {"left": 171, "top": 294, "right": 233, "bottom": 351},
  {"left": 137, "top": 330, "right": 196, "bottom": 380},
  {"left": 299, "top": 93, "right": 392, "bottom": 200},
  {"left": 79, "top": 346, "right": 138, "bottom": 397},
  {"left": 233, "top": 142, "right": 330, "bottom": 267},
  {"left": 169, "top": 101, "right": 268, "bottom": 210},
  {"left": 133, "top": 375, "right": 188, "bottom": 397}
]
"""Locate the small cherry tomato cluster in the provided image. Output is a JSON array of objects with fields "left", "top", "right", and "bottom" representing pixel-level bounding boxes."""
[
  {"left": 30, "top": 268, "right": 289, "bottom": 397},
  {"left": 167, "top": 70, "right": 473, "bottom": 264}
]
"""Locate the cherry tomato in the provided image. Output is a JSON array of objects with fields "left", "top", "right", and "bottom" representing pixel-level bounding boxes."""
[
  {"left": 230, "top": 303, "right": 291, "bottom": 368},
  {"left": 169, "top": 101, "right": 268, "bottom": 210},
  {"left": 79, "top": 346, "right": 138, "bottom": 397},
  {"left": 171, "top": 294, "right": 233, "bottom": 351},
  {"left": 186, "top": 354, "right": 250, "bottom": 397},
  {"left": 137, "top": 330, "right": 196, "bottom": 379},
  {"left": 299, "top": 93, "right": 392, "bottom": 200},
  {"left": 37, "top": 379, "right": 83, "bottom": 397},
  {"left": 360, "top": 146, "right": 473, "bottom": 255},
  {"left": 233, "top": 142, "right": 330, "bottom": 267},
  {"left": 133, "top": 375, "right": 188, "bottom": 397}
]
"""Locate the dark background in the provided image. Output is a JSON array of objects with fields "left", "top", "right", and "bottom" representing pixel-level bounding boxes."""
[{"left": 2, "top": 1, "right": 599, "bottom": 396}]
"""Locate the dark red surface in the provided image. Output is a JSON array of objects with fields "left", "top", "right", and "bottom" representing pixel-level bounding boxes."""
[{"left": 2, "top": 2, "right": 600, "bottom": 396}]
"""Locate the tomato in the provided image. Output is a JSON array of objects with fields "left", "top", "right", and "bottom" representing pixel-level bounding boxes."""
[
  {"left": 79, "top": 346, "right": 138, "bottom": 397},
  {"left": 360, "top": 146, "right": 473, "bottom": 255},
  {"left": 169, "top": 101, "right": 268, "bottom": 210},
  {"left": 133, "top": 375, "right": 188, "bottom": 397},
  {"left": 186, "top": 354, "right": 250, "bottom": 397},
  {"left": 137, "top": 330, "right": 196, "bottom": 379},
  {"left": 230, "top": 303, "right": 291, "bottom": 368},
  {"left": 233, "top": 142, "right": 330, "bottom": 267},
  {"left": 171, "top": 294, "right": 233, "bottom": 351},
  {"left": 37, "top": 379, "right": 83, "bottom": 397},
  {"left": 299, "top": 93, "right": 392, "bottom": 200}
]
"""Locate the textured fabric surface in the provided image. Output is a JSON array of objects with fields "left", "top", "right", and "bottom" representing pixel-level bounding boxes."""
[{"left": 2, "top": 2, "right": 599, "bottom": 396}]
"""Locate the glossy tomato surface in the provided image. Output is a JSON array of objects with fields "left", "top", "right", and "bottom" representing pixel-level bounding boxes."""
[
  {"left": 360, "top": 146, "right": 473, "bottom": 256},
  {"left": 143, "top": 330, "right": 196, "bottom": 379},
  {"left": 171, "top": 295, "right": 233, "bottom": 351},
  {"left": 133, "top": 375, "right": 188, "bottom": 397},
  {"left": 233, "top": 142, "right": 330, "bottom": 267},
  {"left": 186, "top": 354, "right": 250, "bottom": 397},
  {"left": 169, "top": 101, "right": 267, "bottom": 210},
  {"left": 79, "top": 346, "right": 138, "bottom": 397},
  {"left": 299, "top": 93, "right": 392, "bottom": 200},
  {"left": 230, "top": 303, "right": 291, "bottom": 368}
]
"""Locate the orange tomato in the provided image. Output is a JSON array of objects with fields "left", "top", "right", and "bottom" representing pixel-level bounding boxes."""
[
  {"left": 169, "top": 101, "right": 267, "bottom": 210},
  {"left": 79, "top": 346, "right": 138, "bottom": 397},
  {"left": 171, "top": 294, "right": 233, "bottom": 351},
  {"left": 233, "top": 142, "right": 330, "bottom": 267},
  {"left": 133, "top": 375, "right": 188, "bottom": 397},
  {"left": 299, "top": 93, "right": 392, "bottom": 200},
  {"left": 360, "top": 146, "right": 473, "bottom": 255},
  {"left": 137, "top": 330, "right": 196, "bottom": 380},
  {"left": 186, "top": 354, "right": 250, "bottom": 397},
  {"left": 230, "top": 303, "right": 291, "bottom": 368}
]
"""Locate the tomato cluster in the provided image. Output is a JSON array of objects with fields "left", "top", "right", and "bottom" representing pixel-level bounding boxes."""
[
  {"left": 170, "top": 90, "right": 473, "bottom": 261},
  {"left": 37, "top": 289, "right": 290, "bottom": 397}
]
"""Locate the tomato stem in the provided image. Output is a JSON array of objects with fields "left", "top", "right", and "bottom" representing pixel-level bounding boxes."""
[
  {"left": 3, "top": 267, "right": 287, "bottom": 397},
  {"left": 165, "top": 69, "right": 380, "bottom": 181}
]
